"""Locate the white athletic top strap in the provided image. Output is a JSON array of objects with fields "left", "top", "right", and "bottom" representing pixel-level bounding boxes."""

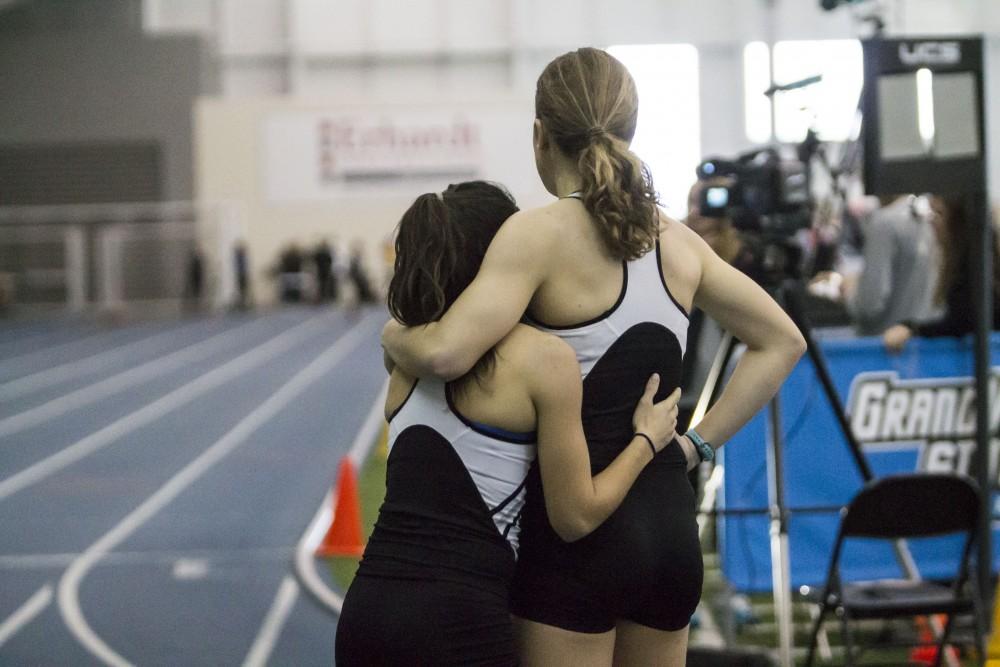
[{"left": 529, "top": 245, "right": 688, "bottom": 379}]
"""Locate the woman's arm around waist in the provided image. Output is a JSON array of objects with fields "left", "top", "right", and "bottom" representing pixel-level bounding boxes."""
[{"left": 514, "top": 328, "right": 681, "bottom": 542}]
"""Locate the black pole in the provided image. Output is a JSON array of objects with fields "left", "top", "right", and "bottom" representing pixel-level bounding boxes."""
[
  {"left": 768, "top": 396, "right": 787, "bottom": 530},
  {"left": 782, "top": 282, "right": 923, "bottom": 581},
  {"left": 782, "top": 283, "right": 875, "bottom": 482},
  {"left": 970, "top": 190, "right": 993, "bottom": 609}
]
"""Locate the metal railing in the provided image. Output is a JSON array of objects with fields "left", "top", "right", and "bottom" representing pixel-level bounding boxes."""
[{"left": 0, "top": 200, "right": 245, "bottom": 314}]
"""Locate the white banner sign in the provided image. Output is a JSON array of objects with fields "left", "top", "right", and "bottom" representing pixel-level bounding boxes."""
[{"left": 263, "top": 112, "right": 483, "bottom": 201}]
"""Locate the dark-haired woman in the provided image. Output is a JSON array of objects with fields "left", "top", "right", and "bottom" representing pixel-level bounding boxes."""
[
  {"left": 335, "top": 182, "right": 682, "bottom": 667},
  {"left": 382, "top": 50, "right": 806, "bottom": 665},
  {"left": 883, "top": 195, "right": 1000, "bottom": 352}
]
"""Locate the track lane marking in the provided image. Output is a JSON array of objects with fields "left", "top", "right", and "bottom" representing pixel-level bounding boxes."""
[
  {"left": 0, "top": 313, "right": 333, "bottom": 502},
  {"left": 296, "top": 490, "right": 344, "bottom": 614},
  {"left": 241, "top": 576, "right": 300, "bottom": 667},
  {"left": 0, "top": 316, "right": 257, "bottom": 401},
  {"left": 58, "top": 314, "right": 377, "bottom": 667},
  {"left": 0, "top": 584, "right": 52, "bottom": 647},
  {"left": 294, "top": 378, "right": 388, "bottom": 616},
  {"left": 0, "top": 315, "right": 282, "bottom": 439}
]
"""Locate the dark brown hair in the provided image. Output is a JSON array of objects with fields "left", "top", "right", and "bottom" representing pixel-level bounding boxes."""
[
  {"left": 535, "top": 47, "right": 659, "bottom": 260},
  {"left": 388, "top": 181, "right": 519, "bottom": 380},
  {"left": 932, "top": 195, "right": 1000, "bottom": 306}
]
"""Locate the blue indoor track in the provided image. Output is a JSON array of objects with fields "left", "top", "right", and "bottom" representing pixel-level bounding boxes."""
[{"left": 0, "top": 306, "right": 387, "bottom": 666}]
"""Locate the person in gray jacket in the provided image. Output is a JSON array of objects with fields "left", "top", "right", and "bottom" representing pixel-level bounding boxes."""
[{"left": 845, "top": 195, "right": 938, "bottom": 336}]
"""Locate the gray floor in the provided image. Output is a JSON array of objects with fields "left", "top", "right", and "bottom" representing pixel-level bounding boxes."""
[{"left": 0, "top": 306, "right": 387, "bottom": 666}]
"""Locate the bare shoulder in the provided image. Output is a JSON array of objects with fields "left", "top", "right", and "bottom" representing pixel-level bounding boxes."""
[
  {"left": 496, "top": 325, "right": 579, "bottom": 387},
  {"left": 659, "top": 209, "right": 710, "bottom": 256},
  {"left": 499, "top": 205, "right": 564, "bottom": 245},
  {"left": 657, "top": 210, "right": 705, "bottom": 306}
]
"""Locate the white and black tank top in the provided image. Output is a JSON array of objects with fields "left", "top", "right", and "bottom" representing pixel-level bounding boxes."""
[
  {"left": 357, "top": 378, "right": 537, "bottom": 589},
  {"left": 527, "top": 240, "right": 689, "bottom": 470}
]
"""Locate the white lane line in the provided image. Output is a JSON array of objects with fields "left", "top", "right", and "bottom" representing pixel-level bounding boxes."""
[
  {"left": 171, "top": 558, "right": 210, "bottom": 580},
  {"left": 241, "top": 576, "right": 300, "bottom": 667},
  {"left": 0, "top": 317, "right": 250, "bottom": 401},
  {"left": 0, "top": 584, "right": 53, "bottom": 647},
  {"left": 0, "top": 314, "right": 332, "bottom": 503},
  {"left": 58, "top": 314, "right": 376, "bottom": 667},
  {"left": 295, "top": 378, "right": 388, "bottom": 616},
  {"left": 0, "top": 315, "right": 276, "bottom": 440},
  {"left": 295, "top": 491, "right": 344, "bottom": 614}
]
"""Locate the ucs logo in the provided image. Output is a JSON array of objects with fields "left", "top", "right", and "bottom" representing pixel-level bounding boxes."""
[{"left": 898, "top": 41, "right": 962, "bottom": 66}]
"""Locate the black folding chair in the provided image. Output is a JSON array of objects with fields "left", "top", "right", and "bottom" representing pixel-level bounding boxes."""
[{"left": 804, "top": 473, "right": 984, "bottom": 666}]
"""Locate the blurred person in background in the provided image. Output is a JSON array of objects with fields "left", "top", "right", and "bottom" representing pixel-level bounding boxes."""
[
  {"left": 336, "top": 181, "right": 682, "bottom": 666},
  {"left": 233, "top": 241, "right": 252, "bottom": 310},
  {"left": 184, "top": 248, "right": 204, "bottom": 312},
  {"left": 883, "top": 195, "right": 1000, "bottom": 351},
  {"left": 683, "top": 176, "right": 767, "bottom": 284},
  {"left": 684, "top": 177, "right": 743, "bottom": 267},
  {"left": 347, "top": 240, "right": 376, "bottom": 304},
  {"left": 842, "top": 194, "right": 938, "bottom": 336},
  {"left": 311, "top": 238, "right": 337, "bottom": 304},
  {"left": 276, "top": 242, "right": 306, "bottom": 303}
]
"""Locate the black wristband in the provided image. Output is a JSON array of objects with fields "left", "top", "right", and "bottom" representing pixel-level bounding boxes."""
[{"left": 634, "top": 432, "right": 657, "bottom": 459}]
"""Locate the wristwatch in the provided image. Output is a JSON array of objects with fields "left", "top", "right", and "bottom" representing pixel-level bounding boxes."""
[{"left": 686, "top": 428, "right": 715, "bottom": 463}]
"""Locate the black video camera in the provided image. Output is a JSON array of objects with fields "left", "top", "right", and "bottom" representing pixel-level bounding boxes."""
[
  {"left": 694, "top": 148, "right": 814, "bottom": 287},
  {"left": 695, "top": 148, "right": 811, "bottom": 238}
]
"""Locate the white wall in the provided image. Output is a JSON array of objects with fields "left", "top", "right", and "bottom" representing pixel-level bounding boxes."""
[
  {"left": 154, "top": 0, "right": 1000, "bottom": 188},
  {"left": 195, "top": 94, "right": 548, "bottom": 305},
  {"left": 1, "top": 0, "right": 209, "bottom": 201},
  {"left": 176, "top": 0, "right": 1000, "bottom": 304}
]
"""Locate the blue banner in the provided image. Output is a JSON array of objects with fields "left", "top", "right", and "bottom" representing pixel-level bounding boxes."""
[{"left": 719, "top": 333, "right": 1000, "bottom": 592}]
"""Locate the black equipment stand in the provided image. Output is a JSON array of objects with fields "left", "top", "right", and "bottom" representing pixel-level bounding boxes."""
[{"left": 860, "top": 35, "right": 993, "bottom": 612}]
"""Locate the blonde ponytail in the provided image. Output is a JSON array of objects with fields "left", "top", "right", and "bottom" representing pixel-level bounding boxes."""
[
  {"left": 576, "top": 133, "right": 658, "bottom": 260},
  {"left": 535, "top": 48, "right": 661, "bottom": 261}
]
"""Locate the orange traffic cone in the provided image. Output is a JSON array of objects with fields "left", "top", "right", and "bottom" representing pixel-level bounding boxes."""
[
  {"left": 910, "top": 615, "right": 958, "bottom": 666},
  {"left": 316, "top": 458, "right": 365, "bottom": 558}
]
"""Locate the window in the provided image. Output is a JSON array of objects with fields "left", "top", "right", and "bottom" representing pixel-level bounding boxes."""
[
  {"left": 744, "top": 42, "right": 773, "bottom": 145},
  {"left": 744, "top": 40, "right": 864, "bottom": 144},
  {"left": 607, "top": 44, "right": 701, "bottom": 217}
]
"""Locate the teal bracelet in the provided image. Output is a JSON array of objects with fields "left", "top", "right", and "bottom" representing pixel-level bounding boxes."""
[{"left": 686, "top": 428, "right": 716, "bottom": 463}]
